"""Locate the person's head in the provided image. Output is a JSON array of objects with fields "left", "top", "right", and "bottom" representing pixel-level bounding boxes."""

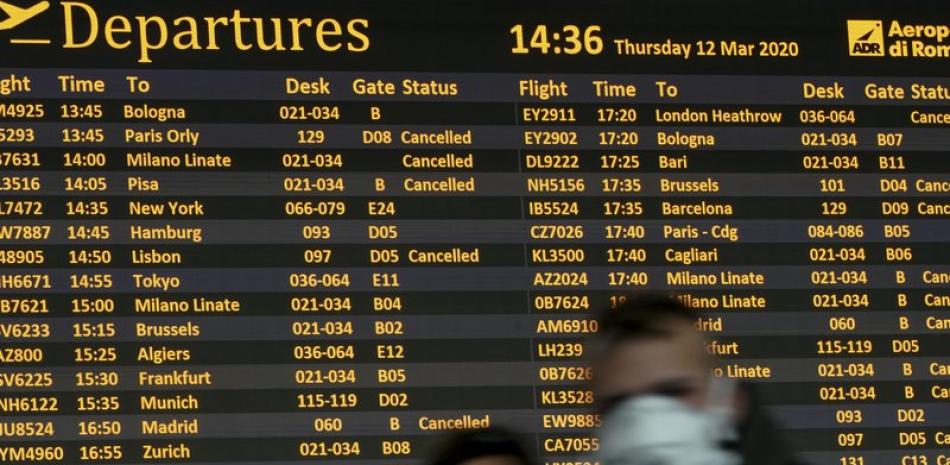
[
  {"left": 428, "top": 427, "right": 533, "bottom": 465},
  {"left": 590, "top": 294, "right": 744, "bottom": 465},
  {"left": 590, "top": 293, "right": 715, "bottom": 413}
]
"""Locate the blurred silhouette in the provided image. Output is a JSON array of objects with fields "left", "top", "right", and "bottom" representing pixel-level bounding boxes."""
[
  {"left": 589, "top": 294, "right": 806, "bottom": 465},
  {"left": 428, "top": 427, "right": 534, "bottom": 465}
]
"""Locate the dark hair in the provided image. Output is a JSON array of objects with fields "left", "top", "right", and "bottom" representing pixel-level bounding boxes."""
[
  {"left": 428, "top": 427, "right": 532, "bottom": 465},
  {"left": 596, "top": 293, "right": 695, "bottom": 348}
]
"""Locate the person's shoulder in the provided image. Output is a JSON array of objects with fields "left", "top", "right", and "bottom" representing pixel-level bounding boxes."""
[{"left": 736, "top": 382, "right": 811, "bottom": 465}]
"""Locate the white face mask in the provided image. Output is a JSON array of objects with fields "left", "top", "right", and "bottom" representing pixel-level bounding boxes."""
[{"left": 597, "top": 378, "right": 741, "bottom": 465}]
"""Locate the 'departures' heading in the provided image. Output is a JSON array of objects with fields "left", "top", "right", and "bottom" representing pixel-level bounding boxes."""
[{"left": 60, "top": 1, "right": 370, "bottom": 63}]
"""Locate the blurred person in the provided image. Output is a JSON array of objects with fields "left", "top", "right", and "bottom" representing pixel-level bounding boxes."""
[
  {"left": 589, "top": 294, "right": 805, "bottom": 465},
  {"left": 428, "top": 427, "right": 534, "bottom": 465}
]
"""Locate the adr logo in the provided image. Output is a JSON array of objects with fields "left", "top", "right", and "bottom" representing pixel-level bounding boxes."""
[{"left": 847, "top": 20, "right": 885, "bottom": 56}]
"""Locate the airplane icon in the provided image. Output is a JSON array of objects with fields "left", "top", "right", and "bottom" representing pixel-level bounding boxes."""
[
  {"left": 0, "top": 1, "right": 49, "bottom": 31},
  {"left": 856, "top": 27, "right": 876, "bottom": 42}
]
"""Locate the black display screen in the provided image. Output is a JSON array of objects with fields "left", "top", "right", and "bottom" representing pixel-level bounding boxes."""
[{"left": 1, "top": 1, "right": 948, "bottom": 464}]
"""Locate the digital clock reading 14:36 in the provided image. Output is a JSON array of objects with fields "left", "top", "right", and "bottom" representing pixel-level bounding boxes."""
[{"left": 510, "top": 24, "right": 605, "bottom": 55}]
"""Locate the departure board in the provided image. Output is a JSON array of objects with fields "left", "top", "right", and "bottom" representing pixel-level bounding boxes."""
[{"left": 1, "top": 0, "right": 949, "bottom": 464}]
